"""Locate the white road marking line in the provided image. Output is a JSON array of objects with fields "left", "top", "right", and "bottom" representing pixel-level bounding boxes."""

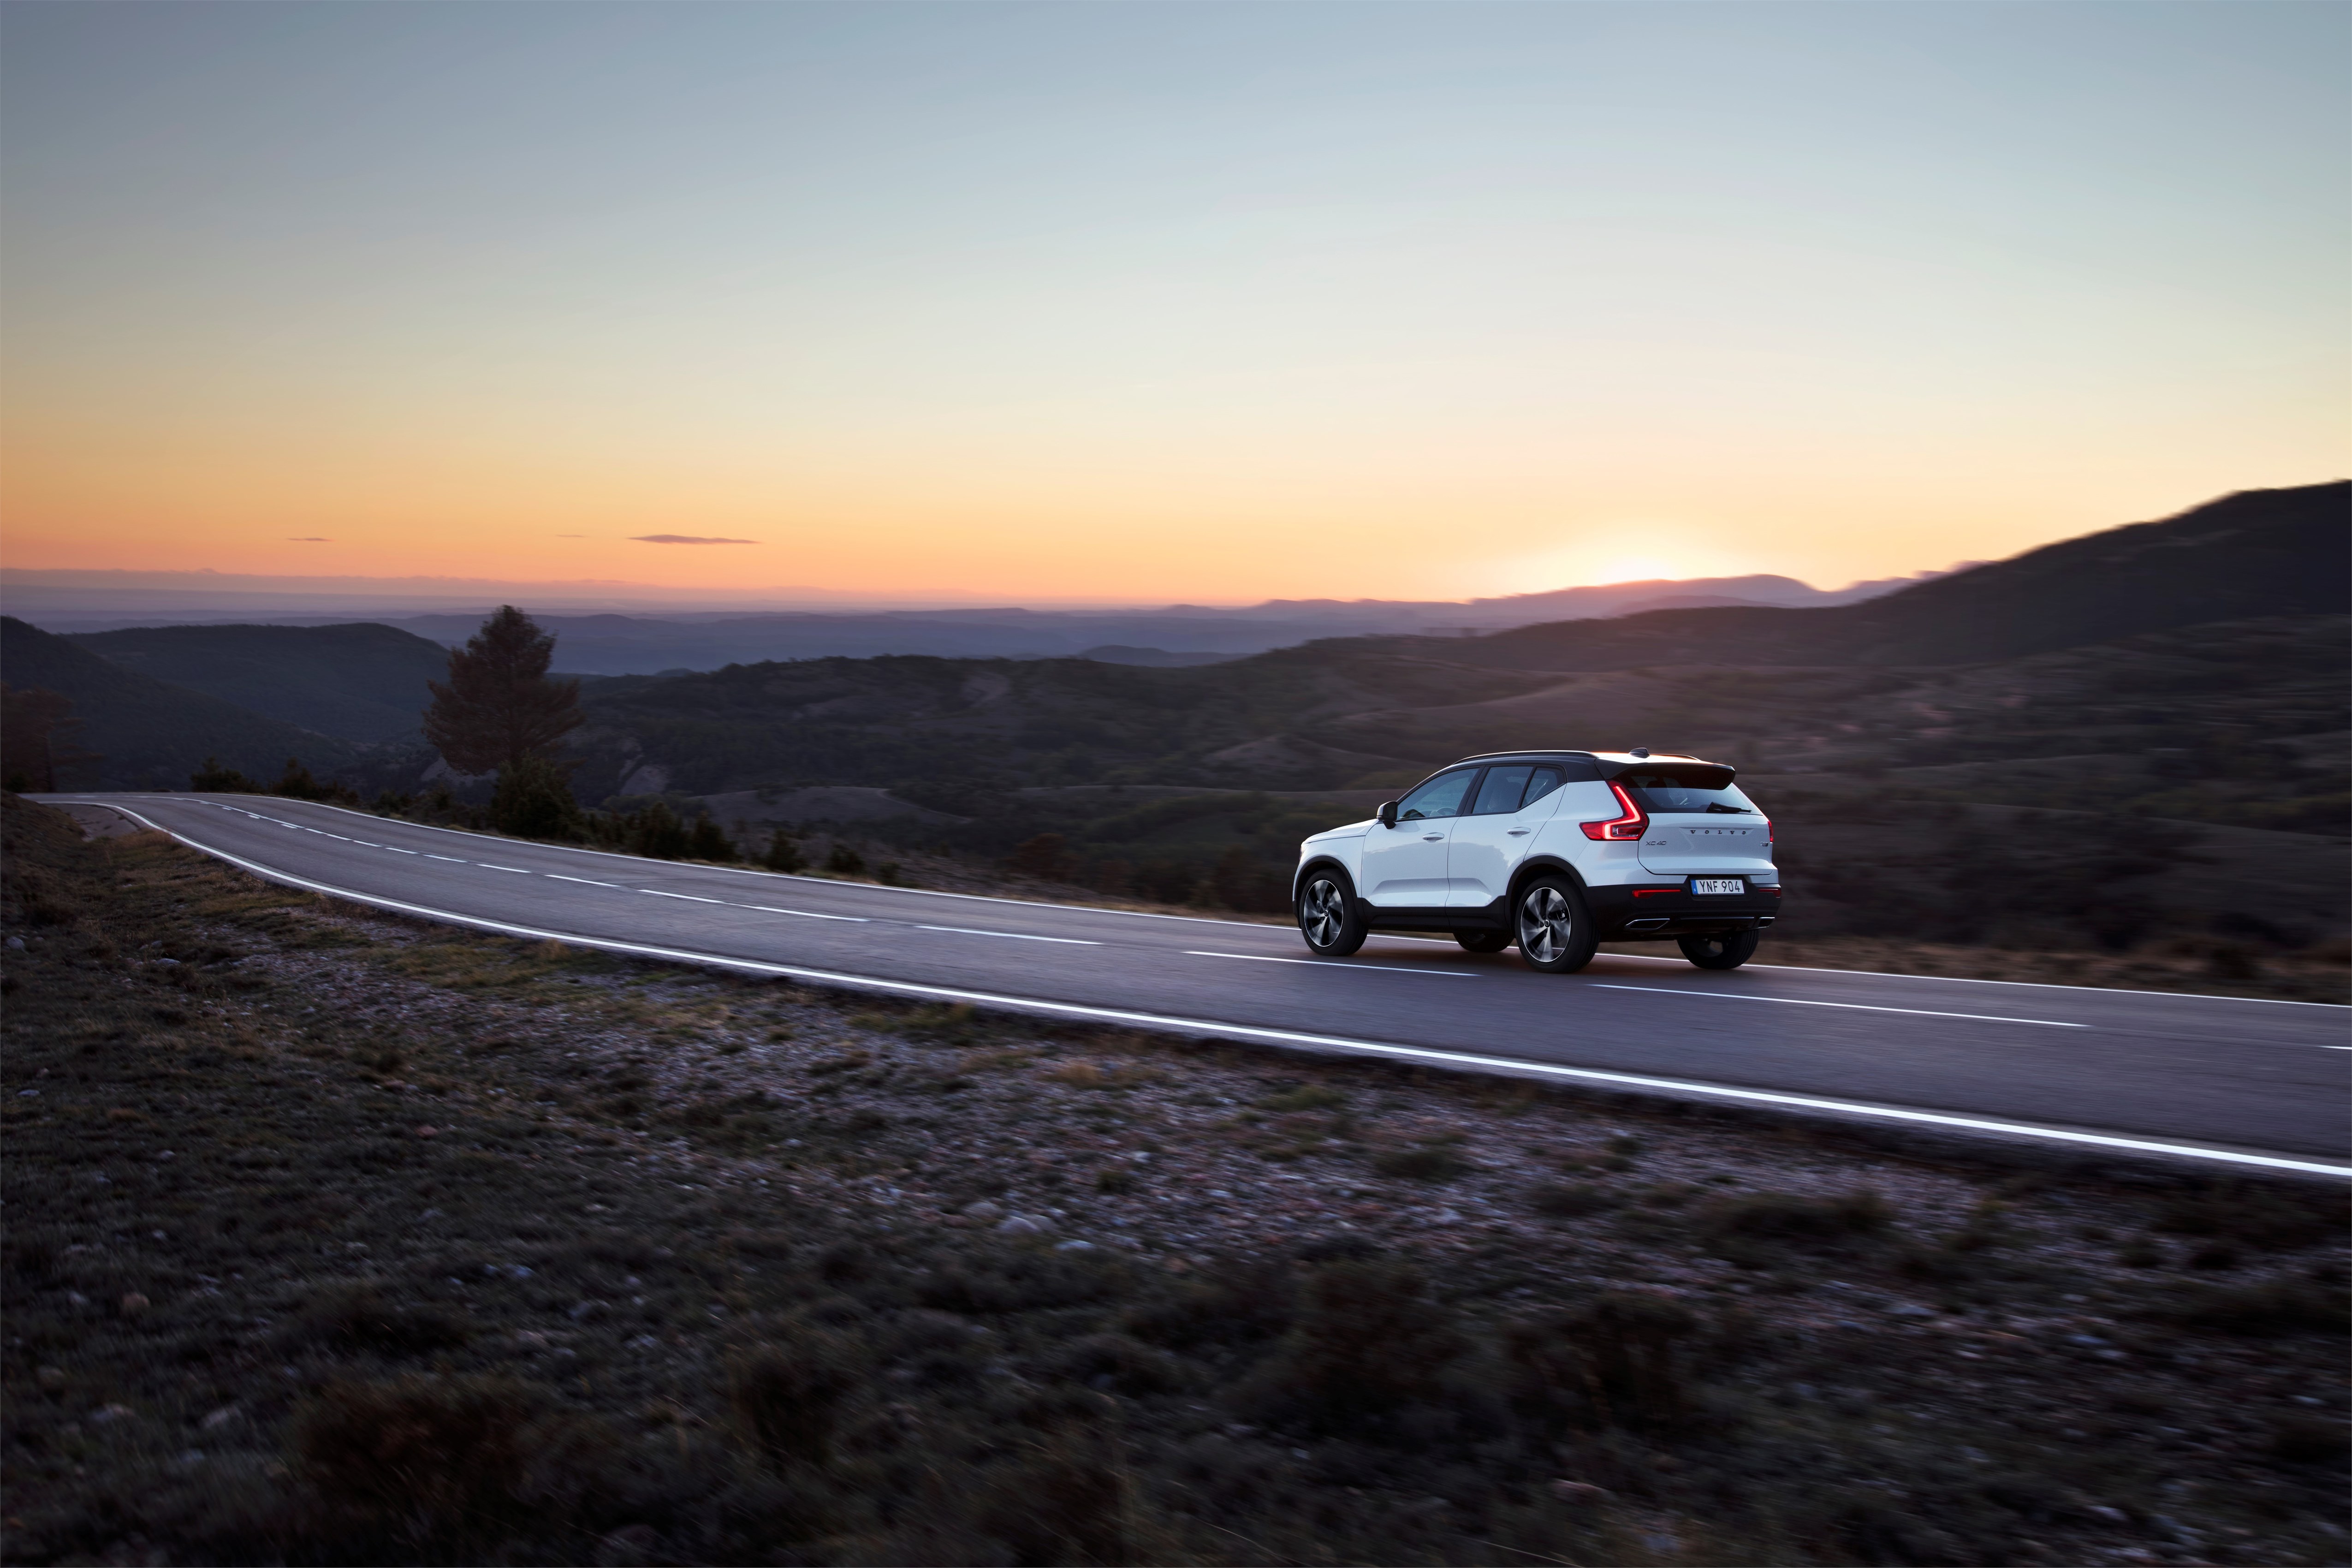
[
  {"left": 643, "top": 890, "right": 724, "bottom": 903},
  {"left": 423, "top": 854, "right": 467, "bottom": 862},
  {"left": 546, "top": 874, "right": 619, "bottom": 888},
  {"left": 60, "top": 802, "right": 2352, "bottom": 1181},
  {"left": 742, "top": 905, "right": 868, "bottom": 922},
  {"left": 319, "top": 833, "right": 350, "bottom": 841},
  {"left": 1188, "top": 950, "right": 1479, "bottom": 977},
  {"left": 475, "top": 863, "right": 531, "bottom": 874},
  {"left": 353, "top": 841, "right": 382, "bottom": 848},
  {"left": 1589, "top": 984, "right": 2086, "bottom": 1028},
  {"left": 920, "top": 925, "right": 1100, "bottom": 945}
]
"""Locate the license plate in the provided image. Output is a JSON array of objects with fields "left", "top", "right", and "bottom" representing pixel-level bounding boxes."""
[{"left": 1690, "top": 878, "right": 1744, "bottom": 896}]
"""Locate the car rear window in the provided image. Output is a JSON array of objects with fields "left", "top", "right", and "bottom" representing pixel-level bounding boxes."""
[{"left": 1617, "top": 769, "right": 1759, "bottom": 815}]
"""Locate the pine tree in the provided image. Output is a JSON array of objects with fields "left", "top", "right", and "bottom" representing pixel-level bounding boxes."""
[
  {"left": 492, "top": 755, "right": 582, "bottom": 840},
  {"left": 687, "top": 812, "right": 737, "bottom": 862},
  {"left": 761, "top": 829, "right": 806, "bottom": 873},
  {"left": 422, "top": 606, "right": 582, "bottom": 775}
]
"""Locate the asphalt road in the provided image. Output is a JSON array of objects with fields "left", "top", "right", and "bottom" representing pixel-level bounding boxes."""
[{"left": 43, "top": 792, "right": 2352, "bottom": 1176}]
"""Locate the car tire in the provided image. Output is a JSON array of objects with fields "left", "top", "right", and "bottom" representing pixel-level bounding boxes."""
[
  {"left": 1454, "top": 930, "right": 1510, "bottom": 954},
  {"left": 1296, "top": 869, "right": 1368, "bottom": 957},
  {"left": 1515, "top": 876, "right": 1598, "bottom": 974},
  {"left": 1680, "top": 930, "right": 1760, "bottom": 970}
]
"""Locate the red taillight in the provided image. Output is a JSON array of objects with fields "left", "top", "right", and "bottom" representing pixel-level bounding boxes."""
[
  {"left": 1762, "top": 817, "right": 1772, "bottom": 846},
  {"left": 1580, "top": 780, "right": 1648, "bottom": 841}
]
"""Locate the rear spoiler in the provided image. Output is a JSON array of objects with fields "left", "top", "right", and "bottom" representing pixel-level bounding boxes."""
[{"left": 1598, "top": 757, "right": 1736, "bottom": 791}]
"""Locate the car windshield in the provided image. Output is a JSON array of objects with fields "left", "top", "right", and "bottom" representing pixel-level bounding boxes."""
[
  {"left": 1617, "top": 770, "right": 1757, "bottom": 815},
  {"left": 1396, "top": 769, "right": 1476, "bottom": 821}
]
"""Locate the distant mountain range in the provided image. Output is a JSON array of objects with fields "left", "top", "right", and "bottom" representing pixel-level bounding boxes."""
[
  {"left": 555, "top": 481, "right": 2343, "bottom": 793},
  {"left": 6, "top": 484, "right": 2341, "bottom": 808},
  {"left": 9, "top": 568, "right": 1945, "bottom": 674}
]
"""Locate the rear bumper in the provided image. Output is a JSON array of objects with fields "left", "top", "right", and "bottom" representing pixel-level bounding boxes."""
[{"left": 1586, "top": 880, "right": 1781, "bottom": 939}]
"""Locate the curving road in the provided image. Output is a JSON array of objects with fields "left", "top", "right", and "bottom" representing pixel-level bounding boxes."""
[{"left": 41, "top": 792, "right": 2351, "bottom": 1177}]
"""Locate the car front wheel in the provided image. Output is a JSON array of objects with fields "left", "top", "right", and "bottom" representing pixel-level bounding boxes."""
[
  {"left": 1680, "top": 930, "right": 1760, "bottom": 969},
  {"left": 1297, "top": 870, "right": 1368, "bottom": 957},
  {"left": 1515, "top": 877, "right": 1598, "bottom": 973}
]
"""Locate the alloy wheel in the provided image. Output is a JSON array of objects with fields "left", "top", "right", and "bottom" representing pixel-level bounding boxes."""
[
  {"left": 1519, "top": 885, "right": 1574, "bottom": 963},
  {"left": 1302, "top": 879, "right": 1347, "bottom": 947}
]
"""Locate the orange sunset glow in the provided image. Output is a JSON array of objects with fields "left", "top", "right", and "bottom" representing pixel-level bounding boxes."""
[{"left": 3, "top": 5, "right": 2344, "bottom": 605}]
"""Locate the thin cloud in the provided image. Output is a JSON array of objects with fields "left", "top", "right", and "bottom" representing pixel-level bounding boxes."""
[
  {"left": 630, "top": 534, "right": 760, "bottom": 545},
  {"left": 286, "top": 536, "right": 332, "bottom": 542}
]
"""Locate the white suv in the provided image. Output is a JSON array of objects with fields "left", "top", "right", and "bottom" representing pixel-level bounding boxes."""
[{"left": 1293, "top": 749, "right": 1780, "bottom": 972}]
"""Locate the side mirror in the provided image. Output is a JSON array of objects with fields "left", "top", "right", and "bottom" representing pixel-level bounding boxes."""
[{"left": 1377, "top": 801, "right": 1398, "bottom": 829}]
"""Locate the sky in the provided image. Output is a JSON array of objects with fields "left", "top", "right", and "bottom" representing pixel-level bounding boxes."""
[{"left": 2, "top": 3, "right": 2345, "bottom": 606}]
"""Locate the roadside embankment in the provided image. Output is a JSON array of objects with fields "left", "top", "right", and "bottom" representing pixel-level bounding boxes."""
[{"left": 5, "top": 793, "right": 2345, "bottom": 1566}]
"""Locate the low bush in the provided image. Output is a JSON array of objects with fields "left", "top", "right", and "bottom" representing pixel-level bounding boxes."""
[
  {"left": 1693, "top": 1189, "right": 1891, "bottom": 1260},
  {"left": 2156, "top": 1183, "right": 2344, "bottom": 1251},
  {"left": 2172, "top": 1278, "right": 2350, "bottom": 1337},
  {"left": 726, "top": 1331, "right": 864, "bottom": 1468},
  {"left": 1372, "top": 1144, "right": 1466, "bottom": 1182},
  {"left": 1505, "top": 1291, "right": 1698, "bottom": 1434},
  {"left": 292, "top": 1375, "right": 618, "bottom": 1553},
  {"left": 1124, "top": 1257, "right": 1297, "bottom": 1348},
  {"left": 1530, "top": 1181, "right": 1617, "bottom": 1218},
  {"left": 287, "top": 1283, "right": 472, "bottom": 1356},
  {"left": 1241, "top": 1259, "right": 1466, "bottom": 1429}
]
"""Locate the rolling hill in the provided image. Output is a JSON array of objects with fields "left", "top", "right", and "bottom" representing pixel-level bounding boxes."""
[
  {"left": 1452, "top": 481, "right": 2349, "bottom": 672},
  {"left": 64, "top": 622, "right": 451, "bottom": 742},
  {"left": 0, "top": 618, "right": 361, "bottom": 789}
]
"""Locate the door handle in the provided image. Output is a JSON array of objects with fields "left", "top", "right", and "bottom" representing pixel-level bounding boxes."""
[
  {"left": 1507, "top": 828, "right": 1530, "bottom": 836},
  {"left": 1422, "top": 833, "right": 1443, "bottom": 841}
]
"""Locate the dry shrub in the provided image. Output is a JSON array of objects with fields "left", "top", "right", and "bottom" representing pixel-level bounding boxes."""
[
  {"left": 1529, "top": 1181, "right": 1617, "bottom": 1218},
  {"left": 975, "top": 1442, "right": 1132, "bottom": 1566},
  {"left": 1045, "top": 1059, "right": 1156, "bottom": 1089},
  {"left": 289, "top": 1283, "right": 471, "bottom": 1355},
  {"left": 1371, "top": 1145, "right": 1465, "bottom": 1182},
  {"left": 293, "top": 1375, "right": 616, "bottom": 1546},
  {"left": 1698, "top": 1189, "right": 1890, "bottom": 1263},
  {"left": 898, "top": 1002, "right": 987, "bottom": 1044},
  {"left": 1056, "top": 1331, "right": 1185, "bottom": 1395},
  {"left": 10, "top": 865, "right": 83, "bottom": 928},
  {"left": 1505, "top": 1291, "right": 1699, "bottom": 1433},
  {"left": 915, "top": 1244, "right": 1119, "bottom": 1315},
  {"left": 1246, "top": 1259, "right": 1465, "bottom": 1427},
  {"left": 2173, "top": 1278, "right": 2349, "bottom": 1337},
  {"left": 1257, "top": 1085, "right": 1345, "bottom": 1113},
  {"left": 2269, "top": 1412, "right": 2351, "bottom": 1465},
  {"left": 2155, "top": 1182, "right": 2342, "bottom": 1251},
  {"left": 1123, "top": 1257, "right": 1296, "bottom": 1349},
  {"left": 726, "top": 1332, "right": 863, "bottom": 1468}
]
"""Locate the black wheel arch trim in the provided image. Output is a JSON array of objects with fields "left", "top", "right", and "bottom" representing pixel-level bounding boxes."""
[
  {"left": 1293, "top": 856, "right": 1354, "bottom": 903},
  {"left": 1507, "top": 855, "right": 1589, "bottom": 905}
]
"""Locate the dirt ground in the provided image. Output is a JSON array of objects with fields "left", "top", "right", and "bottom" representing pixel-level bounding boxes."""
[{"left": 5, "top": 794, "right": 2346, "bottom": 1567}]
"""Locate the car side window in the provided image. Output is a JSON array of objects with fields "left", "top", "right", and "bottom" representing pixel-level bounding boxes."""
[
  {"left": 1520, "top": 766, "right": 1565, "bottom": 809},
  {"left": 1470, "top": 765, "right": 1535, "bottom": 815},
  {"left": 1396, "top": 768, "right": 1477, "bottom": 821}
]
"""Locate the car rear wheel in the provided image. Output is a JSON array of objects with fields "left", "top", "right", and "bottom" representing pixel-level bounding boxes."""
[
  {"left": 1515, "top": 877, "right": 1598, "bottom": 973},
  {"left": 1297, "top": 870, "right": 1368, "bottom": 957},
  {"left": 1454, "top": 930, "right": 1510, "bottom": 953},
  {"left": 1679, "top": 930, "right": 1760, "bottom": 969}
]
